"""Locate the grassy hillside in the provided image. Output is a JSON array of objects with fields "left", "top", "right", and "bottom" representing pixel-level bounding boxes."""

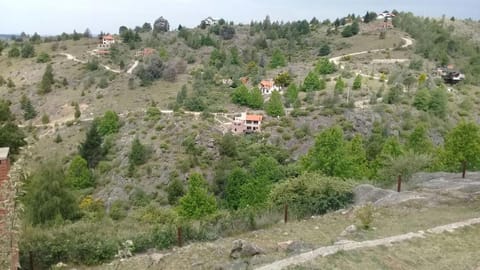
[{"left": 2, "top": 12, "right": 480, "bottom": 269}]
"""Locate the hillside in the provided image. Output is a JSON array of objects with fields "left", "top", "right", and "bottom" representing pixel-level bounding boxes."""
[{"left": 2, "top": 11, "right": 480, "bottom": 270}]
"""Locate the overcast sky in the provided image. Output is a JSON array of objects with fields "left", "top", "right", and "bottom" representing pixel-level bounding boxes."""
[{"left": 2, "top": 0, "right": 479, "bottom": 35}]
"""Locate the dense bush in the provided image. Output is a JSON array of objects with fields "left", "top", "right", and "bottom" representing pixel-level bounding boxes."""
[{"left": 269, "top": 172, "right": 355, "bottom": 217}]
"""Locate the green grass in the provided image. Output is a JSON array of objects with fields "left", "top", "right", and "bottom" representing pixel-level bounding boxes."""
[{"left": 295, "top": 225, "right": 480, "bottom": 270}]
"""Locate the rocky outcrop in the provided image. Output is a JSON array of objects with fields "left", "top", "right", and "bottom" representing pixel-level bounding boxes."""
[{"left": 229, "top": 239, "right": 264, "bottom": 259}]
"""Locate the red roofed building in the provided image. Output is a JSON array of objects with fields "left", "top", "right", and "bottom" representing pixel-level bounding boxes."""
[
  {"left": 259, "top": 79, "right": 281, "bottom": 95},
  {"left": 231, "top": 113, "right": 263, "bottom": 134}
]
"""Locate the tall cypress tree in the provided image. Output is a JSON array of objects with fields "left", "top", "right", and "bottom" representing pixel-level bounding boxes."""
[{"left": 79, "top": 121, "right": 103, "bottom": 168}]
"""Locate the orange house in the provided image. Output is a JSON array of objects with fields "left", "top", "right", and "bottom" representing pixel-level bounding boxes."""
[{"left": 231, "top": 113, "right": 263, "bottom": 134}]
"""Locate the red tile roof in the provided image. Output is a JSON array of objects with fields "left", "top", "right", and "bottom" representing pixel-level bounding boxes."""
[
  {"left": 259, "top": 79, "right": 274, "bottom": 89},
  {"left": 103, "top": 35, "right": 114, "bottom": 40},
  {"left": 246, "top": 114, "right": 262, "bottom": 121}
]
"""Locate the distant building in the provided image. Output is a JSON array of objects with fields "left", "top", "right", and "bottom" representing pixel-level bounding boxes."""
[
  {"left": 259, "top": 79, "right": 282, "bottom": 95},
  {"left": 202, "top": 16, "right": 219, "bottom": 26},
  {"left": 377, "top": 11, "right": 396, "bottom": 21},
  {"left": 435, "top": 65, "right": 465, "bottom": 84},
  {"left": 135, "top": 48, "right": 156, "bottom": 58},
  {"left": 231, "top": 113, "right": 263, "bottom": 134}
]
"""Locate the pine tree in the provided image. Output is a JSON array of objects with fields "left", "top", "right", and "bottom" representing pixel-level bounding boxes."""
[
  {"left": 353, "top": 74, "right": 362, "bottom": 90},
  {"left": 334, "top": 77, "right": 346, "bottom": 94},
  {"left": 79, "top": 121, "right": 104, "bottom": 168},
  {"left": 39, "top": 64, "right": 54, "bottom": 94},
  {"left": 303, "top": 71, "right": 321, "bottom": 91},
  {"left": 269, "top": 49, "right": 286, "bottom": 69},
  {"left": 284, "top": 83, "right": 299, "bottom": 105},
  {"left": 98, "top": 110, "right": 120, "bottom": 136},
  {"left": 413, "top": 88, "right": 431, "bottom": 111},
  {"left": 129, "top": 137, "right": 148, "bottom": 166},
  {"left": 167, "top": 178, "right": 185, "bottom": 205},
  {"left": 265, "top": 91, "right": 285, "bottom": 117},
  {"left": 20, "top": 94, "right": 37, "bottom": 120}
]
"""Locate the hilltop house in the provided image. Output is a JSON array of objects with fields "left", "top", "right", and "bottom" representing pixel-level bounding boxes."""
[
  {"left": 202, "top": 16, "right": 219, "bottom": 26},
  {"left": 377, "top": 11, "right": 396, "bottom": 21},
  {"left": 231, "top": 113, "right": 263, "bottom": 134},
  {"left": 98, "top": 35, "right": 115, "bottom": 49},
  {"left": 259, "top": 79, "right": 281, "bottom": 95},
  {"left": 135, "top": 48, "right": 156, "bottom": 58}
]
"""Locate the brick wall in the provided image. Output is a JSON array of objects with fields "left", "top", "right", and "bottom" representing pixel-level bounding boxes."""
[{"left": 0, "top": 157, "right": 18, "bottom": 270}]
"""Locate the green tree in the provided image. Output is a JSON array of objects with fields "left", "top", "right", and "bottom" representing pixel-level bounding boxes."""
[
  {"left": 67, "top": 155, "right": 94, "bottom": 189},
  {"left": 284, "top": 83, "right": 299, "bottom": 105},
  {"left": 8, "top": 46, "right": 20, "bottom": 58},
  {"left": 269, "top": 49, "right": 286, "bottom": 69},
  {"left": 351, "top": 21, "right": 360, "bottom": 35},
  {"left": 167, "top": 178, "right": 185, "bottom": 205},
  {"left": 301, "top": 126, "right": 356, "bottom": 178},
  {"left": 250, "top": 155, "right": 283, "bottom": 183},
  {"left": 232, "top": 85, "right": 250, "bottom": 106},
  {"left": 39, "top": 64, "right": 54, "bottom": 94},
  {"left": 274, "top": 71, "right": 292, "bottom": 87},
  {"left": 218, "top": 133, "right": 237, "bottom": 157},
  {"left": 265, "top": 91, "right": 285, "bottom": 117},
  {"left": 36, "top": 52, "right": 51, "bottom": 63},
  {"left": 0, "top": 100, "right": 26, "bottom": 154},
  {"left": 176, "top": 85, "right": 188, "bottom": 105},
  {"left": 341, "top": 25, "right": 353, "bottom": 37},
  {"left": 79, "top": 121, "right": 104, "bottom": 168},
  {"left": 23, "top": 163, "right": 79, "bottom": 225},
  {"left": 319, "top": 44, "right": 331, "bottom": 56},
  {"left": 239, "top": 177, "right": 271, "bottom": 208},
  {"left": 303, "top": 71, "right": 321, "bottom": 91},
  {"left": 98, "top": 111, "right": 120, "bottom": 136},
  {"left": 379, "top": 151, "right": 431, "bottom": 183},
  {"left": 346, "top": 134, "right": 369, "bottom": 178},
  {"left": 315, "top": 58, "right": 336, "bottom": 74},
  {"left": 21, "top": 42, "right": 35, "bottom": 58},
  {"left": 407, "top": 124, "right": 434, "bottom": 154},
  {"left": 247, "top": 87, "right": 264, "bottom": 109},
  {"left": 20, "top": 94, "right": 37, "bottom": 120},
  {"left": 334, "top": 77, "right": 346, "bottom": 94},
  {"left": 177, "top": 173, "right": 217, "bottom": 219},
  {"left": 129, "top": 137, "right": 148, "bottom": 166},
  {"left": 225, "top": 168, "right": 249, "bottom": 210},
  {"left": 74, "top": 103, "right": 81, "bottom": 119},
  {"left": 385, "top": 84, "right": 403, "bottom": 104},
  {"left": 413, "top": 88, "right": 431, "bottom": 111},
  {"left": 442, "top": 122, "right": 480, "bottom": 171},
  {"left": 429, "top": 87, "right": 448, "bottom": 118},
  {"left": 353, "top": 74, "right": 362, "bottom": 90}
]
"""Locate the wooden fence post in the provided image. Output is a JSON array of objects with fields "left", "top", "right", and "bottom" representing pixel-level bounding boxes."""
[
  {"left": 284, "top": 203, "right": 288, "bottom": 223},
  {"left": 177, "top": 226, "right": 183, "bottom": 247},
  {"left": 397, "top": 175, "right": 402, "bottom": 192}
]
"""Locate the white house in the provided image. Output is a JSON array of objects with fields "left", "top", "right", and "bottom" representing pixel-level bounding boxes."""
[{"left": 258, "top": 79, "right": 282, "bottom": 95}]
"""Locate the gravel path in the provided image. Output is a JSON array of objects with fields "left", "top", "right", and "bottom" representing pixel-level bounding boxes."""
[{"left": 255, "top": 216, "right": 480, "bottom": 270}]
